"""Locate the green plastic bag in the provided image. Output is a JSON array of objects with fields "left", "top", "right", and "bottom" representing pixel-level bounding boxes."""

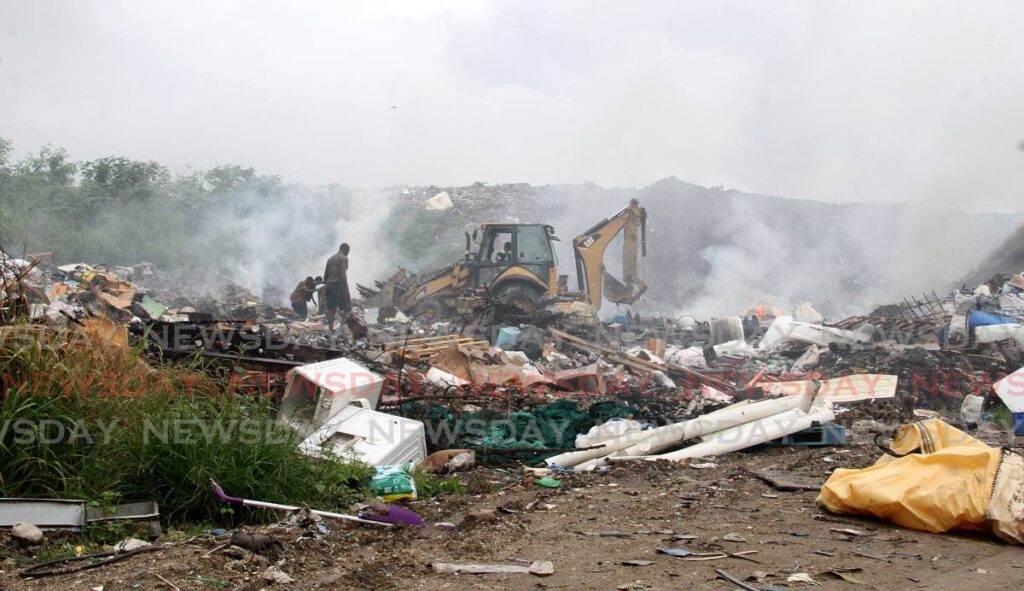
[{"left": 368, "top": 463, "right": 418, "bottom": 502}]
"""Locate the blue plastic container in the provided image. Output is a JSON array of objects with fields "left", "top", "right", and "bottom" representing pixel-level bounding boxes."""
[
  {"left": 1013, "top": 413, "right": 1024, "bottom": 436},
  {"left": 967, "top": 310, "right": 1020, "bottom": 333},
  {"left": 494, "top": 326, "right": 521, "bottom": 349}
]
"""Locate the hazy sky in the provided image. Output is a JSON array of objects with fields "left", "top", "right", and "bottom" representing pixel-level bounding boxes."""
[{"left": 1, "top": 1, "right": 1021, "bottom": 211}]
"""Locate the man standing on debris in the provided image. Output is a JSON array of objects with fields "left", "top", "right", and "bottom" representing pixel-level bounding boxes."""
[
  {"left": 323, "top": 243, "right": 351, "bottom": 333},
  {"left": 289, "top": 276, "right": 318, "bottom": 318}
]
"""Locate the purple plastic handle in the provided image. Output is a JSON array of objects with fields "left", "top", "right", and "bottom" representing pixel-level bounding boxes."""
[
  {"left": 209, "top": 479, "right": 245, "bottom": 505},
  {"left": 358, "top": 505, "right": 426, "bottom": 528}
]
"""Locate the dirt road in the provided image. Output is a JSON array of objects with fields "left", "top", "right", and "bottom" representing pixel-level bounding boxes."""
[{"left": 3, "top": 444, "right": 1023, "bottom": 590}]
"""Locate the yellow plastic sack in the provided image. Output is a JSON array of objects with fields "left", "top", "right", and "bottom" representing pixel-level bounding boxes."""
[{"left": 818, "top": 418, "right": 1024, "bottom": 544}]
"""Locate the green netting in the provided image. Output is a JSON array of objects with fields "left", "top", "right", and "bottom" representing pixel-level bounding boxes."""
[{"left": 397, "top": 400, "right": 639, "bottom": 463}]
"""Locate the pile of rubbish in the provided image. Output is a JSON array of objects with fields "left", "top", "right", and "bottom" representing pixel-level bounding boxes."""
[
  {"left": 5, "top": 244, "right": 1024, "bottom": 566},
  {"left": 1, "top": 253, "right": 284, "bottom": 326}
]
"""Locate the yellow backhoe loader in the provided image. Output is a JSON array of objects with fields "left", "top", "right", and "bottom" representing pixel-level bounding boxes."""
[{"left": 358, "top": 199, "right": 647, "bottom": 319}]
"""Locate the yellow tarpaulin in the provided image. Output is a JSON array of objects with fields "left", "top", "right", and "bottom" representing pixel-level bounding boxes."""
[{"left": 817, "top": 418, "right": 1024, "bottom": 544}]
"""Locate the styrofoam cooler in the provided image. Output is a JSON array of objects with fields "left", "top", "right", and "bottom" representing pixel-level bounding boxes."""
[{"left": 299, "top": 402, "right": 427, "bottom": 466}]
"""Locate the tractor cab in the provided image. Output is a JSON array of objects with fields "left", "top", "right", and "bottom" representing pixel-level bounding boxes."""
[
  {"left": 467, "top": 223, "right": 559, "bottom": 300},
  {"left": 360, "top": 199, "right": 644, "bottom": 320}
]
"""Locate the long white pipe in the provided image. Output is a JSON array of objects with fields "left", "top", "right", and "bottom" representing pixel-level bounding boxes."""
[
  {"left": 545, "top": 426, "right": 662, "bottom": 468},
  {"left": 546, "top": 395, "right": 805, "bottom": 469},
  {"left": 611, "top": 406, "right": 834, "bottom": 463},
  {"left": 620, "top": 395, "right": 804, "bottom": 456},
  {"left": 237, "top": 499, "right": 393, "bottom": 527}
]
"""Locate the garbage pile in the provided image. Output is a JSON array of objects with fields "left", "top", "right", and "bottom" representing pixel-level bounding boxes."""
[
  {"left": 6, "top": 244, "right": 1024, "bottom": 564},
  {"left": 1, "top": 252, "right": 285, "bottom": 326}
]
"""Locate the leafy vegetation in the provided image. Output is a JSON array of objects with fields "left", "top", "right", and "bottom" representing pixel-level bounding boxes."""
[
  {"left": 0, "top": 328, "right": 373, "bottom": 524},
  {"left": 0, "top": 137, "right": 355, "bottom": 280},
  {"left": 412, "top": 465, "right": 467, "bottom": 498}
]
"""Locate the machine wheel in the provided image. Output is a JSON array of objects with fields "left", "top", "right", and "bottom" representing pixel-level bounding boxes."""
[{"left": 492, "top": 283, "right": 543, "bottom": 315}]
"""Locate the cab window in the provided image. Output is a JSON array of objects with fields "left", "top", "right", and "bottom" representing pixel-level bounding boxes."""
[
  {"left": 516, "top": 225, "right": 552, "bottom": 263},
  {"left": 484, "top": 231, "right": 513, "bottom": 263}
]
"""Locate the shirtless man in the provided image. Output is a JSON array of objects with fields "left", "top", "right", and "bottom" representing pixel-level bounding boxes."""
[
  {"left": 322, "top": 243, "right": 351, "bottom": 332},
  {"left": 289, "top": 276, "right": 317, "bottom": 318}
]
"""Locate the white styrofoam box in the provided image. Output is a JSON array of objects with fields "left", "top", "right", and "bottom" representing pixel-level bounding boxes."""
[
  {"left": 299, "top": 404, "right": 427, "bottom": 467},
  {"left": 278, "top": 357, "right": 383, "bottom": 434}
]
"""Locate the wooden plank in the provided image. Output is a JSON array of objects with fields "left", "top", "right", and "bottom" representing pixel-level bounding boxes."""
[
  {"left": 548, "top": 328, "right": 733, "bottom": 390},
  {"left": 382, "top": 335, "right": 464, "bottom": 349},
  {"left": 383, "top": 336, "right": 481, "bottom": 350}
]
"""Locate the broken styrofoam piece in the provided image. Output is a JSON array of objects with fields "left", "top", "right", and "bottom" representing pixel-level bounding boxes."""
[
  {"left": 994, "top": 367, "right": 1024, "bottom": 414},
  {"left": 299, "top": 403, "right": 427, "bottom": 466},
  {"left": 424, "top": 191, "right": 454, "bottom": 211},
  {"left": 56, "top": 262, "right": 94, "bottom": 274},
  {"left": 278, "top": 357, "right": 384, "bottom": 435},
  {"left": 759, "top": 315, "right": 872, "bottom": 350}
]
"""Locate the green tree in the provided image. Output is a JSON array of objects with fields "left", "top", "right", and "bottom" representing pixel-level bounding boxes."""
[
  {"left": 0, "top": 136, "right": 12, "bottom": 172},
  {"left": 79, "top": 156, "right": 169, "bottom": 207}
]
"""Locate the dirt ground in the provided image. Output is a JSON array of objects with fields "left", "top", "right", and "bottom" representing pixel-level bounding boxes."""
[{"left": 3, "top": 442, "right": 1024, "bottom": 591}]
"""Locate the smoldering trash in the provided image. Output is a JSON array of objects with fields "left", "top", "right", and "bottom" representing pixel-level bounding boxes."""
[{"left": 3, "top": 189, "right": 1024, "bottom": 591}]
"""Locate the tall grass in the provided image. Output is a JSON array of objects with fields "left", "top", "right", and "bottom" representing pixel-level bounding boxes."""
[{"left": 0, "top": 327, "right": 372, "bottom": 524}]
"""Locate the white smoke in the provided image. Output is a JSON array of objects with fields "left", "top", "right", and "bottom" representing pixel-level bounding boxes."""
[{"left": 190, "top": 185, "right": 400, "bottom": 304}]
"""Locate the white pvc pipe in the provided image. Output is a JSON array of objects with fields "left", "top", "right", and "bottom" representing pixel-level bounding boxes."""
[
  {"left": 621, "top": 395, "right": 804, "bottom": 456},
  {"left": 548, "top": 395, "right": 807, "bottom": 469},
  {"left": 544, "top": 401, "right": 759, "bottom": 468},
  {"left": 648, "top": 407, "right": 834, "bottom": 462},
  {"left": 239, "top": 499, "right": 393, "bottom": 527},
  {"left": 545, "top": 429, "right": 658, "bottom": 468}
]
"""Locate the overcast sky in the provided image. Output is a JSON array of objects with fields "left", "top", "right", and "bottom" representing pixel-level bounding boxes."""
[{"left": 1, "top": 0, "right": 1021, "bottom": 211}]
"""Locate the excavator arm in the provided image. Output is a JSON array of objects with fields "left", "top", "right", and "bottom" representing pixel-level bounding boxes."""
[{"left": 572, "top": 198, "right": 647, "bottom": 308}]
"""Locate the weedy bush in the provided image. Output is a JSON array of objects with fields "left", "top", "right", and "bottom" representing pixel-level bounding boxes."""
[
  {"left": 0, "top": 330, "right": 373, "bottom": 524},
  {"left": 412, "top": 466, "right": 467, "bottom": 497}
]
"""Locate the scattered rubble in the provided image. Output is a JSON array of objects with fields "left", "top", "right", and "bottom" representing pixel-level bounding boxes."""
[{"left": 4, "top": 237, "right": 1024, "bottom": 589}]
